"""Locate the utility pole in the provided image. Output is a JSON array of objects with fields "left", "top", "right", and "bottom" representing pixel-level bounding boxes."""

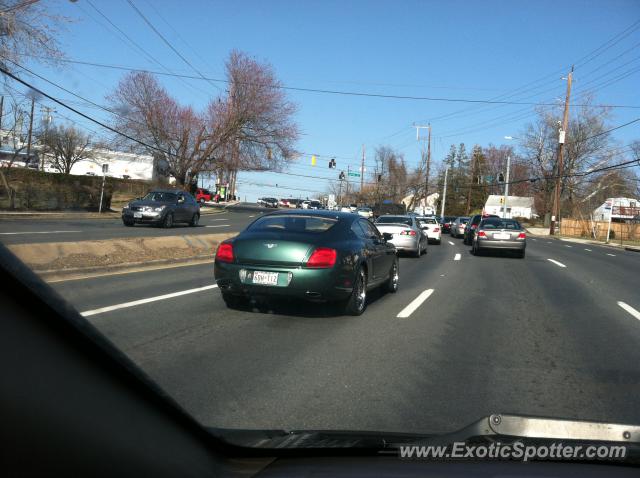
[
  {"left": 25, "top": 97, "right": 35, "bottom": 163},
  {"left": 414, "top": 124, "right": 431, "bottom": 214},
  {"left": 465, "top": 149, "right": 477, "bottom": 215},
  {"left": 550, "top": 66, "right": 573, "bottom": 235},
  {"left": 440, "top": 166, "right": 449, "bottom": 218},
  {"left": 503, "top": 154, "right": 511, "bottom": 218},
  {"left": 40, "top": 106, "right": 55, "bottom": 171},
  {"left": 0, "top": 96, "right": 4, "bottom": 147},
  {"left": 360, "top": 144, "right": 365, "bottom": 192}
]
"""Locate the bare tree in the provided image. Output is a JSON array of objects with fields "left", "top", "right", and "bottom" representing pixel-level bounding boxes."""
[
  {"left": 107, "top": 51, "right": 299, "bottom": 188},
  {"left": 0, "top": 94, "right": 29, "bottom": 168},
  {"left": 43, "top": 124, "right": 92, "bottom": 175},
  {"left": 0, "top": 0, "right": 66, "bottom": 72}
]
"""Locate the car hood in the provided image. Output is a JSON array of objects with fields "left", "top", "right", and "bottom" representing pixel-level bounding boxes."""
[{"left": 128, "top": 200, "right": 174, "bottom": 208}]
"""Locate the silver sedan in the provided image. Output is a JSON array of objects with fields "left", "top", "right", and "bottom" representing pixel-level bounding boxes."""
[{"left": 374, "top": 215, "right": 428, "bottom": 257}]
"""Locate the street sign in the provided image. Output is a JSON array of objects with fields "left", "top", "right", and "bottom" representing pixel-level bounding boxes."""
[{"left": 348, "top": 172, "right": 360, "bottom": 177}]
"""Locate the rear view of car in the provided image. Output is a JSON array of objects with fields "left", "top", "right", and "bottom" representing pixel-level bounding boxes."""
[
  {"left": 356, "top": 207, "right": 373, "bottom": 219},
  {"left": 374, "top": 215, "right": 427, "bottom": 257},
  {"left": 417, "top": 217, "right": 441, "bottom": 244},
  {"left": 451, "top": 217, "right": 469, "bottom": 238},
  {"left": 472, "top": 218, "right": 526, "bottom": 258}
]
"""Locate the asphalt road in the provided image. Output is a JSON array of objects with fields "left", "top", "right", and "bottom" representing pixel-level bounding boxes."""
[
  {"left": 0, "top": 207, "right": 261, "bottom": 244},
  {"left": 47, "top": 234, "right": 640, "bottom": 435}
]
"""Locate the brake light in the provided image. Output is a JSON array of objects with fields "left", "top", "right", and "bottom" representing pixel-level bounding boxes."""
[
  {"left": 400, "top": 230, "right": 416, "bottom": 236},
  {"left": 471, "top": 224, "right": 478, "bottom": 229},
  {"left": 517, "top": 232, "right": 526, "bottom": 239},
  {"left": 216, "top": 243, "right": 234, "bottom": 263},
  {"left": 306, "top": 247, "right": 337, "bottom": 268},
  {"left": 433, "top": 227, "right": 440, "bottom": 232},
  {"left": 477, "top": 231, "right": 487, "bottom": 238}
]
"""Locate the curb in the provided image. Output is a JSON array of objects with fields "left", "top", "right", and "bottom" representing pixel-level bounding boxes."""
[
  {"left": 38, "top": 255, "right": 214, "bottom": 280},
  {"left": 536, "top": 234, "right": 640, "bottom": 251}
]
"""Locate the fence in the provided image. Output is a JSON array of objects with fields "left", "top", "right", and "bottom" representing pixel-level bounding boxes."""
[{"left": 560, "top": 218, "right": 640, "bottom": 245}]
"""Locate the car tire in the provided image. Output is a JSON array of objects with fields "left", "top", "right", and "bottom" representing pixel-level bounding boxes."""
[
  {"left": 123, "top": 219, "right": 134, "bottom": 227},
  {"left": 435, "top": 239, "right": 441, "bottom": 245},
  {"left": 344, "top": 267, "right": 367, "bottom": 316},
  {"left": 385, "top": 258, "right": 399, "bottom": 293},
  {"left": 162, "top": 212, "right": 174, "bottom": 228},
  {"left": 414, "top": 244, "right": 421, "bottom": 258},
  {"left": 517, "top": 249, "right": 525, "bottom": 259},
  {"left": 189, "top": 213, "right": 199, "bottom": 227}
]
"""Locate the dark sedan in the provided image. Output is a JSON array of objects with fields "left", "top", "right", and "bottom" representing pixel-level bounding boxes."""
[
  {"left": 214, "top": 210, "right": 399, "bottom": 315},
  {"left": 122, "top": 190, "right": 200, "bottom": 228},
  {"left": 471, "top": 218, "right": 527, "bottom": 258},
  {"left": 440, "top": 216, "right": 456, "bottom": 234}
]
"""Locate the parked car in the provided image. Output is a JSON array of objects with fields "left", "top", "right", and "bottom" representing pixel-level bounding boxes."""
[
  {"left": 471, "top": 218, "right": 526, "bottom": 258},
  {"left": 450, "top": 217, "right": 470, "bottom": 238},
  {"left": 464, "top": 214, "right": 500, "bottom": 245},
  {"left": 287, "top": 199, "right": 303, "bottom": 208},
  {"left": 440, "top": 216, "right": 456, "bottom": 234},
  {"left": 278, "top": 198, "right": 291, "bottom": 208},
  {"left": 416, "top": 216, "right": 441, "bottom": 244},
  {"left": 122, "top": 190, "right": 200, "bottom": 228},
  {"left": 301, "top": 200, "right": 312, "bottom": 209},
  {"left": 195, "top": 188, "right": 213, "bottom": 204},
  {"left": 340, "top": 205, "right": 353, "bottom": 212},
  {"left": 214, "top": 210, "right": 399, "bottom": 315},
  {"left": 356, "top": 207, "right": 374, "bottom": 219},
  {"left": 374, "top": 215, "right": 428, "bottom": 257},
  {"left": 308, "top": 200, "right": 323, "bottom": 209}
]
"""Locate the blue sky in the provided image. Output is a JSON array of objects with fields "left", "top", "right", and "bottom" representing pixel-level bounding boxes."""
[{"left": 14, "top": 0, "right": 640, "bottom": 200}]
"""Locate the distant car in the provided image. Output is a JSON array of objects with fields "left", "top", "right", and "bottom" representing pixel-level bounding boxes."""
[
  {"left": 340, "top": 205, "right": 352, "bottom": 213},
  {"left": 308, "top": 200, "right": 323, "bottom": 210},
  {"left": 450, "top": 217, "right": 470, "bottom": 238},
  {"left": 374, "top": 215, "right": 428, "bottom": 257},
  {"left": 260, "top": 197, "right": 278, "bottom": 208},
  {"left": 287, "top": 199, "right": 303, "bottom": 208},
  {"left": 278, "top": 198, "right": 290, "bottom": 208},
  {"left": 416, "top": 216, "right": 441, "bottom": 244},
  {"left": 464, "top": 214, "right": 500, "bottom": 245},
  {"left": 472, "top": 218, "right": 526, "bottom": 258},
  {"left": 195, "top": 188, "right": 213, "bottom": 204},
  {"left": 214, "top": 210, "right": 399, "bottom": 315},
  {"left": 440, "top": 216, "right": 456, "bottom": 234},
  {"left": 356, "top": 207, "right": 373, "bottom": 219},
  {"left": 300, "top": 200, "right": 311, "bottom": 209},
  {"left": 122, "top": 190, "right": 200, "bottom": 228}
]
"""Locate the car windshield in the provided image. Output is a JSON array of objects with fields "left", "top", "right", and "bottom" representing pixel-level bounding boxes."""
[
  {"left": 376, "top": 216, "right": 412, "bottom": 225},
  {"left": 142, "top": 192, "right": 177, "bottom": 202},
  {"left": 4, "top": 0, "right": 640, "bottom": 461},
  {"left": 247, "top": 215, "right": 337, "bottom": 233}
]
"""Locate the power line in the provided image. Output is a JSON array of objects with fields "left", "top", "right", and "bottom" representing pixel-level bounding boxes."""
[
  {"left": 124, "top": 0, "right": 221, "bottom": 93},
  {"left": 24, "top": 56, "right": 640, "bottom": 109}
]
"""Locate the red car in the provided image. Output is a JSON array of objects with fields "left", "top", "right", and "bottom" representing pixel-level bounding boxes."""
[{"left": 195, "top": 188, "right": 213, "bottom": 204}]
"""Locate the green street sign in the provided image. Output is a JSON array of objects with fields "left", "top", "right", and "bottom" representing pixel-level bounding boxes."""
[{"left": 348, "top": 172, "right": 360, "bottom": 177}]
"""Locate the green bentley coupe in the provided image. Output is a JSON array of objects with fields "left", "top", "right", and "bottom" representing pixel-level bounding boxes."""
[{"left": 214, "top": 210, "right": 399, "bottom": 315}]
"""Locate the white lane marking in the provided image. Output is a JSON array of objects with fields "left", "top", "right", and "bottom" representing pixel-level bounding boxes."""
[
  {"left": 205, "top": 224, "right": 231, "bottom": 228},
  {"left": 607, "top": 253, "right": 616, "bottom": 257},
  {"left": 584, "top": 248, "right": 592, "bottom": 251},
  {"left": 249, "top": 215, "right": 255, "bottom": 217},
  {"left": 207, "top": 218, "right": 228, "bottom": 221},
  {"left": 565, "top": 245, "right": 572, "bottom": 248},
  {"left": 81, "top": 284, "right": 218, "bottom": 317},
  {"left": 454, "top": 253, "right": 461, "bottom": 261},
  {"left": 547, "top": 259, "right": 566, "bottom": 268},
  {"left": 531, "top": 238, "right": 537, "bottom": 241},
  {"left": 617, "top": 301, "right": 640, "bottom": 321},
  {"left": 397, "top": 289, "right": 434, "bottom": 318},
  {"left": 547, "top": 241, "right": 553, "bottom": 244},
  {"left": 0, "top": 230, "right": 82, "bottom": 235},
  {"left": 448, "top": 241, "right": 455, "bottom": 245}
]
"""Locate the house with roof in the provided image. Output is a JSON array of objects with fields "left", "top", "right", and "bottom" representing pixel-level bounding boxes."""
[
  {"left": 483, "top": 195, "right": 536, "bottom": 219},
  {"left": 592, "top": 197, "right": 640, "bottom": 222}
]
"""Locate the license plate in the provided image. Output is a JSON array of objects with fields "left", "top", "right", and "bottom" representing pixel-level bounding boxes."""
[
  {"left": 251, "top": 271, "right": 279, "bottom": 286},
  {"left": 133, "top": 212, "right": 142, "bottom": 218},
  {"left": 493, "top": 232, "right": 510, "bottom": 239}
]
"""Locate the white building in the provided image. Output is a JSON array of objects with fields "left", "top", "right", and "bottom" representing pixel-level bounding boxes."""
[
  {"left": 592, "top": 197, "right": 640, "bottom": 221},
  {"left": 484, "top": 195, "right": 535, "bottom": 219},
  {"left": 46, "top": 148, "right": 155, "bottom": 181}
]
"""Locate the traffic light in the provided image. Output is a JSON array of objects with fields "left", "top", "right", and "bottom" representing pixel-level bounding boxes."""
[
  {"left": 329, "top": 158, "right": 336, "bottom": 169},
  {"left": 498, "top": 173, "right": 505, "bottom": 183},
  {"left": 499, "top": 197, "right": 504, "bottom": 204},
  {"left": 339, "top": 171, "right": 345, "bottom": 180}
]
